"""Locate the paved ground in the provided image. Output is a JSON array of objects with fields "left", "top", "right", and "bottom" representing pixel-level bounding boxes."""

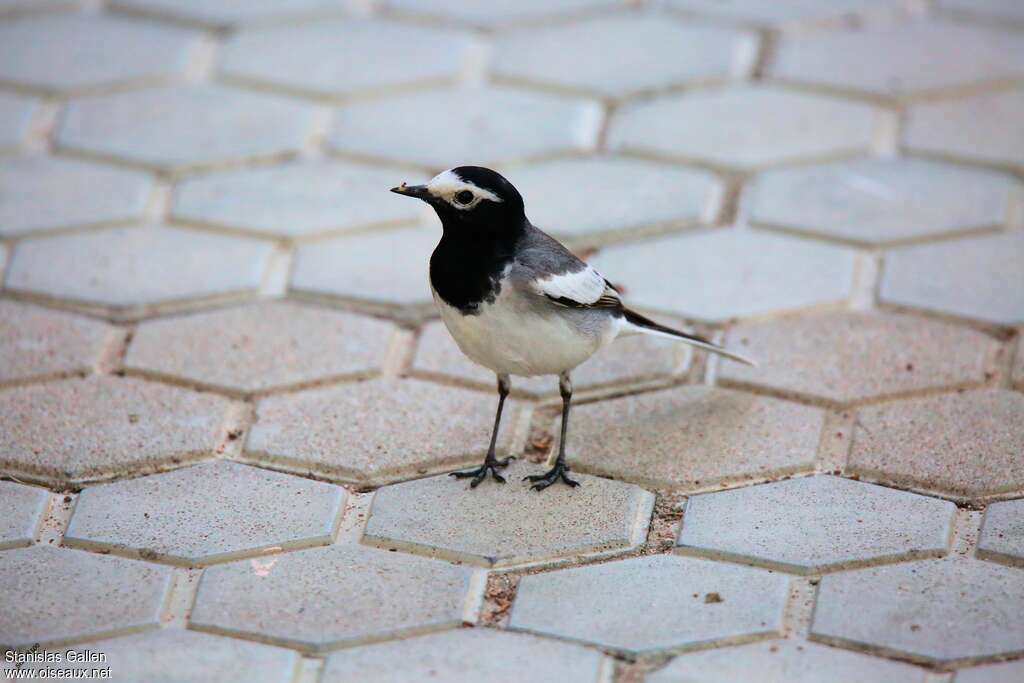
[{"left": 1, "top": 0, "right": 1023, "bottom": 681}]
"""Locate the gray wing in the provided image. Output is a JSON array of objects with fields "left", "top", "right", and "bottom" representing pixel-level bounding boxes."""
[{"left": 511, "top": 225, "right": 622, "bottom": 310}]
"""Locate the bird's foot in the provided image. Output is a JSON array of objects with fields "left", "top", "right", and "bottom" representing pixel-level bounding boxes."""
[
  {"left": 450, "top": 456, "right": 515, "bottom": 488},
  {"left": 523, "top": 461, "right": 579, "bottom": 491}
]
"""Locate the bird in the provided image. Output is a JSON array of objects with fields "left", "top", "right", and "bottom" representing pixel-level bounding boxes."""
[{"left": 391, "top": 166, "right": 753, "bottom": 491}]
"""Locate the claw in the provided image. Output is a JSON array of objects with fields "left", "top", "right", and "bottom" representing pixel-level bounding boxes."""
[
  {"left": 524, "top": 461, "right": 579, "bottom": 491},
  {"left": 450, "top": 455, "right": 514, "bottom": 488}
]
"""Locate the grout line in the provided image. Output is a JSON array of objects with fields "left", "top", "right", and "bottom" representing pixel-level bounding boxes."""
[
  {"left": 380, "top": 327, "right": 417, "bottom": 379},
  {"left": 925, "top": 673, "right": 955, "bottom": 683},
  {"left": 144, "top": 178, "right": 174, "bottom": 223},
  {"left": 849, "top": 252, "right": 881, "bottom": 311},
  {"left": 294, "top": 657, "right": 325, "bottom": 683},
  {"left": 815, "top": 410, "right": 855, "bottom": 474},
  {"left": 185, "top": 32, "right": 222, "bottom": 83},
  {"left": 478, "top": 572, "right": 520, "bottom": 627},
  {"left": 950, "top": 508, "right": 985, "bottom": 558},
  {"left": 462, "top": 569, "right": 490, "bottom": 624},
  {"left": 871, "top": 107, "right": 903, "bottom": 157},
  {"left": 36, "top": 492, "right": 77, "bottom": 547},
  {"left": 24, "top": 99, "right": 62, "bottom": 153},
  {"left": 781, "top": 577, "right": 818, "bottom": 639},
  {"left": 94, "top": 325, "right": 132, "bottom": 375},
  {"left": 216, "top": 402, "right": 255, "bottom": 458},
  {"left": 161, "top": 567, "right": 203, "bottom": 628},
  {"left": 333, "top": 490, "right": 375, "bottom": 545},
  {"left": 259, "top": 245, "right": 294, "bottom": 298}
]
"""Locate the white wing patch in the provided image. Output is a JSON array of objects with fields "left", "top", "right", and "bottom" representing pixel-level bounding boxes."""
[{"left": 534, "top": 266, "right": 620, "bottom": 308}]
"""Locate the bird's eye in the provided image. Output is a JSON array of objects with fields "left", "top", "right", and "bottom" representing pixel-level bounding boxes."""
[{"left": 454, "top": 190, "right": 474, "bottom": 205}]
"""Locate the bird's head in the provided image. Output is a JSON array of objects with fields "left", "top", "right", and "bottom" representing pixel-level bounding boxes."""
[{"left": 391, "top": 166, "right": 525, "bottom": 230}]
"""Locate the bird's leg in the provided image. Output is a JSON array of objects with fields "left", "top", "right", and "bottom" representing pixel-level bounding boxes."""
[
  {"left": 450, "top": 374, "right": 515, "bottom": 488},
  {"left": 525, "top": 372, "right": 580, "bottom": 491}
]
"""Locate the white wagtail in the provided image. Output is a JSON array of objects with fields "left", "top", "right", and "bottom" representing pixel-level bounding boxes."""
[{"left": 392, "top": 166, "right": 753, "bottom": 491}]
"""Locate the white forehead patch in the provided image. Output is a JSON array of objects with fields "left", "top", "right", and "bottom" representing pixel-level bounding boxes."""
[{"left": 426, "top": 169, "right": 503, "bottom": 209}]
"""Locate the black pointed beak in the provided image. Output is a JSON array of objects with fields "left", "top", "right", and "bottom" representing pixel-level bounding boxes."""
[{"left": 390, "top": 183, "right": 431, "bottom": 201}]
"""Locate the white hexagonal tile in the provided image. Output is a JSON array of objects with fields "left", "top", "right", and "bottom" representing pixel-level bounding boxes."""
[
  {"left": 0, "top": 156, "right": 153, "bottom": 237},
  {"left": 510, "top": 554, "right": 788, "bottom": 654},
  {"left": 0, "top": 13, "right": 199, "bottom": 93},
  {"left": 772, "top": 20, "right": 1024, "bottom": 98},
  {"left": 904, "top": 87, "right": 1024, "bottom": 169},
  {"left": 880, "top": 231, "right": 1024, "bottom": 325},
  {"left": 0, "top": 546, "right": 172, "bottom": 648},
  {"left": 363, "top": 461, "right": 653, "bottom": 567},
  {"left": 0, "top": 481, "right": 48, "bottom": 550},
  {"left": 812, "top": 558, "right": 1024, "bottom": 662},
  {"left": 112, "top": 0, "right": 352, "bottom": 28},
  {"left": 328, "top": 85, "right": 602, "bottom": 167},
  {"left": 386, "top": 0, "right": 621, "bottom": 27},
  {"left": 501, "top": 157, "right": 720, "bottom": 241},
  {"left": 748, "top": 158, "right": 1017, "bottom": 246},
  {"left": 66, "top": 460, "right": 346, "bottom": 565},
  {"left": 494, "top": 14, "right": 754, "bottom": 97},
  {"left": 58, "top": 85, "right": 315, "bottom": 172},
  {"left": 6, "top": 224, "right": 273, "bottom": 318},
  {"left": 222, "top": 18, "right": 473, "bottom": 98},
  {"left": 666, "top": 0, "right": 903, "bottom": 27},
  {"left": 678, "top": 475, "right": 955, "bottom": 573},
  {"left": 0, "top": 92, "right": 37, "bottom": 153},
  {"left": 172, "top": 159, "right": 423, "bottom": 239},
  {"left": 589, "top": 229, "right": 856, "bottom": 321},
  {"left": 978, "top": 498, "right": 1024, "bottom": 567},
  {"left": 609, "top": 85, "right": 879, "bottom": 169},
  {"left": 191, "top": 544, "right": 478, "bottom": 651}
]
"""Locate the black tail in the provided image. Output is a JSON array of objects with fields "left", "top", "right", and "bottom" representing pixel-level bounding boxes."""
[{"left": 621, "top": 308, "right": 755, "bottom": 366}]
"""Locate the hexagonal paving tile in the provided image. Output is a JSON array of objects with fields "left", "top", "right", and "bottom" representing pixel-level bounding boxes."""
[
  {"left": 0, "top": 481, "right": 47, "bottom": 550},
  {"left": 172, "top": 159, "right": 423, "bottom": 239},
  {"left": 879, "top": 231, "right": 1024, "bottom": 325},
  {"left": 978, "top": 498, "right": 1024, "bottom": 567},
  {"left": 904, "top": 87, "right": 1024, "bottom": 168},
  {"left": 665, "top": 0, "right": 903, "bottom": 26},
  {"left": 0, "top": 14, "right": 198, "bottom": 93},
  {"left": 812, "top": 558, "right": 1024, "bottom": 662},
  {"left": 955, "top": 660, "right": 1024, "bottom": 683},
  {"left": 0, "top": 545, "right": 172, "bottom": 648},
  {"left": 720, "top": 311, "right": 998, "bottom": 405},
  {"left": 291, "top": 226, "right": 436, "bottom": 307},
  {"left": 6, "top": 224, "right": 274, "bottom": 318},
  {"left": 57, "top": 84, "right": 315, "bottom": 172},
  {"left": 648, "top": 640, "right": 926, "bottom": 683},
  {"left": 567, "top": 386, "right": 823, "bottom": 490},
  {"left": 609, "top": 85, "right": 878, "bottom": 169},
  {"left": 328, "top": 85, "right": 601, "bottom": 167},
  {"left": 0, "top": 0, "right": 76, "bottom": 15},
  {"left": 677, "top": 475, "right": 955, "bottom": 574},
  {"left": 413, "top": 318, "right": 689, "bottom": 397},
  {"left": 190, "top": 544, "right": 477, "bottom": 652},
  {"left": 0, "top": 375, "right": 230, "bottom": 484},
  {"left": 363, "top": 462, "right": 653, "bottom": 567},
  {"left": 748, "top": 158, "right": 1018, "bottom": 246},
  {"left": 222, "top": 19, "right": 473, "bottom": 98},
  {"left": 112, "top": 0, "right": 351, "bottom": 28},
  {"left": 0, "top": 156, "right": 153, "bottom": 237},
  {"left": 386, "top": 0, "right": 620, "bottom": 27},
  {"left": 501, "top": 157, "right": 720, "bottom": 241},
  {"left": 322, "top": 628, "right": 606, "bottom": 683},
  {"left": 66, "top": 460, "right": 346, "bottom": 565},
  {"left": 510, "top": 555, "right": 788, "bottom": 654},
  {"left": 940, "top": 0, "right": 1024, "bottom": 23},
  {"left": 0, "top": 92, "right": 36, "bottom": 153},
  {"left": 126, "top": 302, "right": 394, "bottom": 395},
  {"left": 849, "top": 389, "right": 1024, "bottom": 499},
  {"left": 772, "top": 21, "right": 1024, "bottom": 98},
  {"left": 0, "top": 301, "right": 119, "bottom": 385},
  {"left": 493, "top": 14, "right": 754, "bottom": 98},
  {"left": 7, "top": 630, "right": 302, "bottom": 683},
  {"left": 589, "top": 229, "right": 856, "bottom": 321},
  {"left": 247, "top": 377, "right": 526, "bottom": 484}
]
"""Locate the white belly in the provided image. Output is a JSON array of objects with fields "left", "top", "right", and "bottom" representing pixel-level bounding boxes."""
[{"left": 433, "top": 286, "right": 619, "bottom": 377}]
